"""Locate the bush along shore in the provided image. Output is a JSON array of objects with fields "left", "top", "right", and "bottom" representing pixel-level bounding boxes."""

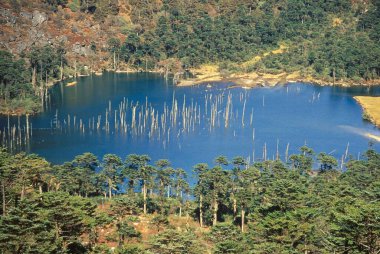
[{"left": 0, "top": 46, "right": 67, "bottom": 116}]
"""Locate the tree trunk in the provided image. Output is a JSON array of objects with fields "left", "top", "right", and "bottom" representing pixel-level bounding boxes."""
[
  {"left": 199, "top": 194, "right": 203, "bottom": 227},
  {"left": 333, "top": 68, "right": 336, "bottom": 85},
  {"left": 40, "top": 87, "right": 44, "bottom": 109},
  {"left": 213, "top": 199, "right": 218, "bottom": 226},
  {"left": 117, "top": 53, "right": 120, "bottom": 70},
  {"left": 179, "top": 190, "right": 183, "bottom": 217},
  {"left": 160, "top": 180, "right": 164, "bottom": 196},
  {"left": 143, "top": 182, "right": 147, "bottom": 214},
  {"left": 167, "top": 185, "right": 170, "bottom": 198},
  {"left": 108, "top": 178, "right": 112, "bottom": 199},
  {"left": 241, "top": 207, "right": 245, "bottom": 233},
  {"left": 55, "top": 221, "right": 60, "bottom": 240},
  {"left": 113, "top": 51, "right": 116, "bottom": 70},
  {"left": 60, "top": 58, "right": 64, "bottom": 81},
  {"left": 1, "top": 181, "right": 5, "bottom": 216},
  {"left": 233, "top": 197, "right": 237, "bottom": 219},
  {"left": 21, "top": 184, "right": 25, "bottom": 200},
  {"left": 74, "top": 60, "right": 77, "bottom": 77},
  {"left": 32, "top": 66, "right": 37, "bottom": 93},
  {"left": 39, "top": 184, "right": 43, "bottom": 194}
]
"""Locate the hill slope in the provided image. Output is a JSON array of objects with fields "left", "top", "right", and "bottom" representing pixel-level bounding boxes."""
[{"left": 0, "top": 0, "right": 379, "bottom": 114}]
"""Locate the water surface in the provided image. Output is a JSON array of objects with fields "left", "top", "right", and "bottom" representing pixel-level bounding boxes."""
[{"left": 1, "top": 72, "right": 379, "bottom": 172}]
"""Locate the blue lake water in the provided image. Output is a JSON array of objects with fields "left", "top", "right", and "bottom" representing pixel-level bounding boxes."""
[{"left": 1, "top": 72, "right": 379, "bottom": 173}]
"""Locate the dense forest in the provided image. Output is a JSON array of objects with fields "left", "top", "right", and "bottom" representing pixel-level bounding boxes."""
[
  {"left": 0, "top": 146, "right": 379, "bottom": 253},
  {"left": 56, "top": 0, "right": 380, "bottom": 80},
  {"left": 0, "top": 45, "right": 66, "bottom": 114},
  {"left": 1, "top": 0, "right": 380, "bottom": 114}
]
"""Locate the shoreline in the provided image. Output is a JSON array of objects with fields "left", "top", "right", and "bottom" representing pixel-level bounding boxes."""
[
  {"left": 2, "top": 67, "right": 379, "bottom": 116},
  {"left": 177, "top": 68, "right": 380, "bottom": 88},
  {"left": 0, "top": 69, "right": 165, "bottom": 116}
]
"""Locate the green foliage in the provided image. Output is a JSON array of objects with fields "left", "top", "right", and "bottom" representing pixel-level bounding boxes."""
[
  {"left": 330, "top": 200, "right": 380, "bottom": 253},
  {"left": 69, "top": 0, "right": 80, "bottom": 12},
  {"left": 80, "top": 0, "right": 119, "bottom": 20},
  {"left": 29, "top": 45, "right": 64, "bottom": 84},
  {"left": 209, "top": 223, "right": 244, "bottom": 254},
  {"left": 100, "top": 154, "right": 123, "bottom": 198},
  {"left": 81, "top": 0, "right": 380, "bottom": 81},
  {"left": 317, "top": 152, "right": 338, "bottom": 171},
  {"left": 149, "top": 229, "right": 204, "bottom": 254},
  {"left": 1, "top": 147, "right": 379, "bottom": 253},
  {"left": 0, "top": 51, "right": 40, "bottom": 114},
  {"left": 289, "top": 145, "right": 314, "bottom": 174},
  {"left": 0, "top": 201, "right": 58, "bottom": 254},
  {"left": 43, "top": 0, "right": 68, "bottom": 11},
  {"left": 0, "top": 45, "right": 67, "bottom": 114},
  {"left": 117, "top": 220, "right": 141, "bottom": 245},
  {"left": 116, "top": 245, "right": 146, "bottom": 254},
  {"left": 111, "top": 196, "right": 141, "bottom": 217},
  {"left": 151, "top": 214, "right": 169, "bottom": 232}
]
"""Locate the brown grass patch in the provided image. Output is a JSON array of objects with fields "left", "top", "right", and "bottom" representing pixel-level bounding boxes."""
[{"left": 354, "top": 96, "right": 380, "bottom": 128}]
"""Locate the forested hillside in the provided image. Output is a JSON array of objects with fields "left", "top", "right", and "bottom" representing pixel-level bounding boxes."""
[
  {"left": 0, "top": 147, "right": 379, "bottom": 253},
  {"left": 0, "top": 0, "right": 380, "bottom": 114}
]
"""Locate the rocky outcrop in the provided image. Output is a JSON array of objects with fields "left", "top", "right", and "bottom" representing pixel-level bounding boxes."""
[
  {"left": 0, "top": 8, "right": 17, "bottom": 25},
  {"left": 32, "top": 10, "right": 47, "bottom": 27},
  {"left": 72, "top": 42, "right": 92, "bottom": 56},
  {"left": 20, "top": 11, "right": 33, "bottom": 20}
]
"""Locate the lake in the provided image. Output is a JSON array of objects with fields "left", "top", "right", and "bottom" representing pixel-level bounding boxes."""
[{"left": 1, "top": 72, "right": 379, "bottom": 172}]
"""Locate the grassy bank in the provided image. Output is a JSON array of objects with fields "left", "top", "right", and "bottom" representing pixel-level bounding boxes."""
[
  {"left": 354, "top": 96, "right": 380, "bottom": 128},
  {"left": 178, "top": 65, "right": 380, "bottom": 88}
]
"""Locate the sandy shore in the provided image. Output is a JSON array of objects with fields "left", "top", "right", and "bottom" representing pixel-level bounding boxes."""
[
  {"left": 354, "top": 96, "right": 380, "bottom": 128},
  {"left": 66, "top": 81, "right": 77, "bottom": 87},
  {"left": 177, "top": 69, "right": 298, "bottom": 88},
  {"left": 177, "top": 65, "right": 380, "bottom": 88}
]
